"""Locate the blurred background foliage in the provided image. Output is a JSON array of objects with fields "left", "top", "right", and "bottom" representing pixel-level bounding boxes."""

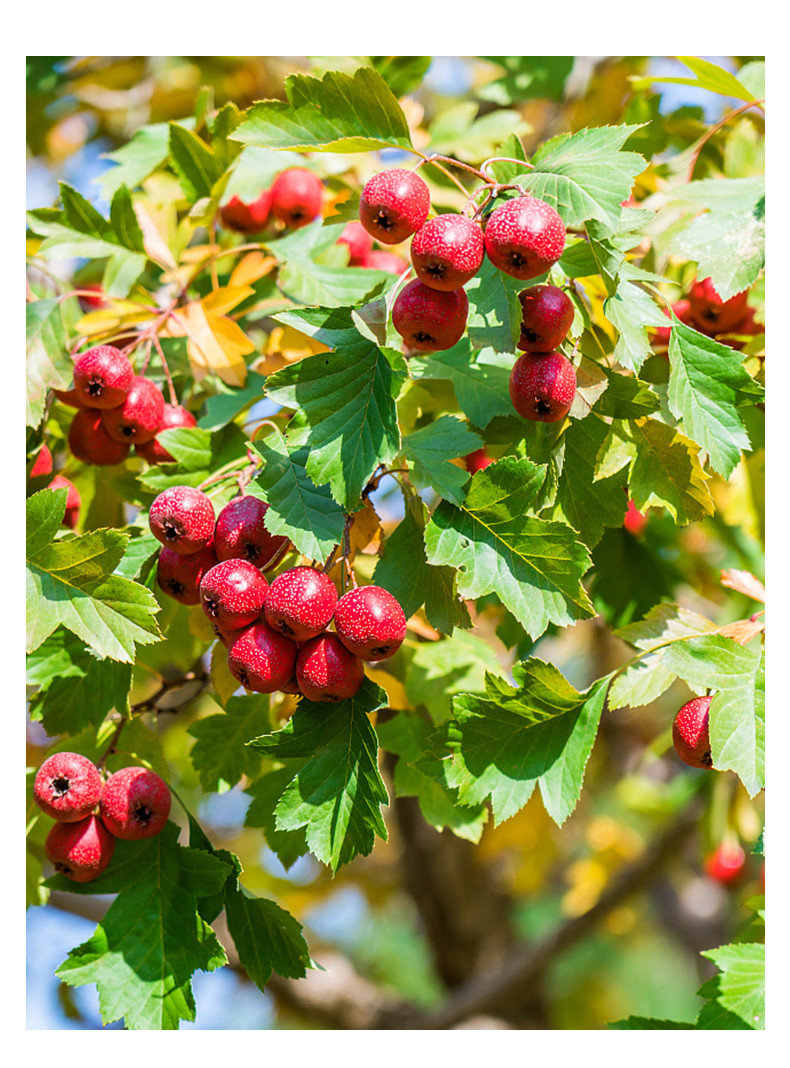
[{"left": 26, "top": 55, "right": 764, "bottom": 1031}]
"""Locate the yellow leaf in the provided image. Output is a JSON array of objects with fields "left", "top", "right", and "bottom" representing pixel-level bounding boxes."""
[
  {"left": 134, "top": 200, "right": 177, "bottom": 269},
  {"left": 265, "top": 324, "right": 330, "bottom": 361},
  {"left": 202, "top": 285, "right": 255, "bottom": 317},
  {"left": 230, "top": 252, "right": 277, "bottom": 288},
  {"left": 168, "top": 303, "right": 252, "bottom": 387},
  {"left": 75, "top": 305, "right": 149, "bottom": 336}
]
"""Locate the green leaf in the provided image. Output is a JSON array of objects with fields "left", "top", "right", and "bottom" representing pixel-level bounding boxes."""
[
  {"left": 373, "top": 505, "right": 471, "bottom": 635},
  {"left": 592, "top": 367, "right": 661, "bottom": 419},
  {"left": 417, "top": 661, "right": 609, "bottom": 825},
  {"left": 265, "top": 336, "right": 403, "bottom": 509},
  {"left": 250, "top": 427, "right": 346, "bottom": 561},
  {"left": 109, "top": 185, "right": 144, "bottom": 252},
  {"left": 245, "top": 766, "right": 309, "bottom": 870},
  {"left": 402, "top": 416, "right": 481, "bottom": 506},
  {"left": 369, "top": 56, "right": 431, "bottom": 99},
  {"left": 231, "top": 67, "right": 415, "bottom": 153},
  {"left": 670, "top": 202, "right": 765, "bottom": 304},
  {"left": 478, "top": 56, "right": 574, "bottom": 105},
  {"left": 273, "top": 305, "right": 361, "bottom": 348},
  {"left": 139, "top": 424, "right": 248, "bottom": 492},
  {"left": 188, "top": 695, "right": 271, "bottom": 793},
  {"left": 168, "top": 123, "right": 223, "bottom": 202},
  {"left": 604, "top": 277, "right": 668, "bottom": 373},
  {"left": 608, "top": 1017, "right": 695, "bottom": 1030},
  {"left": 26, "top": 490, "right": 162, "bottom": 661},
  {"left": 377, "top": 711, "right": 488, "bottom": 841},
  {"left": 662, "top": 635, "right": 764, "bottom": 796},
  {"left": 408, "top": 341, "right": 515, "bottom": 428},
  {"left": 198, "top": 372, "right": 268, "bottom": 431},
  {"left": 54, "top": 825, "right": 232, "bottom": 1030},
  {"left": 514, "top": 124, "right": 646, "bottom": 228},
  {"left": 464, "top": 256, "right": 523, "bottom": 352},
  {"left": 668, "top": 319, "right": 764, "bottom": 478},
  {"left": 404, "top": 629, "right": 507, "bottom": 723},
  {"left": 632, "top": 56, "right": 761, "bottom": 104},
  {"left": 26, "top": 298, "right": 76, "bottom": 428},
  {"left": 248, "top": 678, "right": 389, "bottom": 872},
  {"left": 590, "top": 526, "right": 679, "bottom": 630},
  {"left": 29, "top": 638, "right": 132, "bottom": 736},
  {"left": 224, "top": 879, "right": 312, "bottom": 991},
  {"left": 700, "top": 943, "right": 765, "bottom": 1029},
  {"left": 425, "top": 457, "right": 594, "bottom": 640},
  {"left": 97, "top": 122, "right": 173, "bottom": 198},
  {"left": 426, "top": 102, "right": 526, "bottom": 163}
]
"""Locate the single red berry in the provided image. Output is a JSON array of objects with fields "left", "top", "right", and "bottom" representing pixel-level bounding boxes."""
[
  {"left": 509, "top": 351, "right": 576, "bottom": 423},
  {"left": 68, "top": 408, "right": 131, "bottom": 466},
  {"left": 101, "top": 376, "right": 165, "bottom": 444},
  {"left": 49, "top": 475, "right": 81, "bottom": 529},
  {"left": 149, "top": 486, "right": 216, "bottom": 555},
  {"left": 392, "top": 280, "right": 469, "bottom": 353},
  {"left": 623, "top": 499, "right": 647, "bottom": 536},
  {"left": 34, "top": 752, "right": 103, "bottom": 823},
  {"left": 484, "top": 196, "right": 565, "bottom": 280},
  {"left": 410, "top": 214, "right": 485, "bottom": 292},
  {"left": 227, "top": 621, "right": 298, "bottom": 693},
  {"left": 359, "top": 168, "right": 431, "bottom": 245},
  {"left": 264, "top": 566, "right": 338, "bottom": 643},
  {"left": 78, "top": 283, "right": 105, "bottom": 311},
  {"left": 338, "top": 220, "right": 374, "bottom": 264},
  {"left": 214, "top": 496, "right": 289, "bottom": 570},
  {"left": 296, "top": 633, "right": 365, "bottom": 702},
  {"left": 135, "top": 404, "right": 197, "bottom": 465},
  {"left": 100, "top": 766, "right": 171, "bottom": 841},
  {"left": 358, "top": 249, "right": 409, "bottom": 274},
  {"left": 270, "top": 168, "right": 324, "bottom": 229},
  {"left": 687, "top": 278, "right": 749, "bottom": 334},
  {"left": 464, "top": 448, "right": 494, "bottom": 473},
  {"left": 672, "top": 695, "right": 714, "bottom": 769},
  {"left": 46, "top": 815, "right": 115, "bottom": 882},
  {"left": 72, "top": 345, "right": 134, "bottom": 410},
  {"left": 30, "top": 444, "right": 53, "bottom": 478},
  {"left": 517, "top": 285, "right": 574, "bottom": 352},
  {"left": 334, "top": 585, "right": 407, "bottom": 661},
  {"left": 220, "top": 189, "right": 273, "bottom": 233},
  {"left": 157, "top": 542, "right": 218, "bottom": 605},
  {"left": 200, "top": 558, "right": 269, "bottom": 631},
  {"left": 705, "top": 841, "right": 747, "bottom": 885}
]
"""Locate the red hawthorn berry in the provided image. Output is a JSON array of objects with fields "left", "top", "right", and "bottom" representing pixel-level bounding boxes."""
[
  {"left": 410, "top": 214, "right": 485, "bottom": 292},
  {"left": 149, "top": 486, "right": 216, "bottom": 555},
  {"left": 46, "top": 815, "right": 115, "bottom": 882},
  {"left": 227, "top": 621, "right": 298, "bottom": 694},
  {"left": 687, "top": 278, "right": 750, "bottom": 334},
  {"left": 623, "top": 499, "right": 647, "bottom": 536},
  {"left": 72, "top": 345, "right": 134, "bottom": 410},
  {"left": 509, "top": 351, "right": 576, "bottom": 423},
  {"left": 338, "top": 220, "right": 374, "bottom": 264},
  {"left": 517, "top": 285, "right": 574, "bottom": 352},
  {"left": 359, "top": 168, "right": 431, "bottom": 245},
  {"left": 68, "top": 408, "right": 131, "bottom": 466},
  {"left": 30, "top": 444, "right": 53, "bottom": 478},
  {"left": 213, "top": 496, "right": 289, "bottom": 570},
  {"left": 464, "top": 448, "right": 494, "bottom": 473},
  {"left": 392, "top": 279, "right": 469, "bottom": 353},
  {"left": 264, "top": 566, "right": 338, "bottom": 643},
  {"left": 34, "top": 752, "right": 103, "bottom": 823},
  {"left": 157, "top": 542, "right": 219, "bottom": 605},
  {"left": 358, "top": 249, "right": 410, "bottom": 274},
  {"left": 77, "top": 283, "right": 105, "bottom": 311},
  {"left": 484, "top": 196, "right": 566, "bottom": 280},
  {"left": 333, "top": 585, "right": 407, "bottom": 661},
  {"left": 220, "top": 189, "right": 273, "bottom": 233},
  {"left": 270, "top": 168, "right": 324, "bottom": 229},
  {"left": 101, "top": 376, "right": 166, "bottom": 445},
  {"left": 296, "top": 632, "right": 365, "bottom": 703},
  {"left": 100, "top": 766, "right": 171, "bottom": 841},
  {"left": 49, "top": 475, "right": 81, "bottom": 528},
  {"left": 705, "top": 841, "right": 747, "bottom": 885},
  {"left": 672, "top": 695, "right": 714, "bottom": 769},
  {"left": 200, "top": 558, "right": 269, "bottom": 631},
  {"left": 135, "top": 404, "right": 197, "bottom": 465}
]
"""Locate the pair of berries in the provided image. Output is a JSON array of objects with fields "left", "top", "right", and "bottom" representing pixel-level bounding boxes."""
[
  {"left": 34, "top": 752, "right": 171, "bottom": 883},
  {"left": 653, "top": 278, "right": 760, "bottom": 350},
  {"left": 358, "top": 168, "right": 566, "bottom": 354},
  {"left": 149, "top": 487, "right": 288, "bottom": 606},
  {"left": 220, "top": 167, "right": 324, "bottom": 234},
  {"left": 29, "top": 443, "right": 81, "bottom": 528},
  {"left": 56, "top": 345, "right": 196, "bottom": 467},
  {"left": 216, "top": 568, "right": 406, "bottom": 702},
  {"left": 509, "top": 284, "right": 577, "bottom": 423}
]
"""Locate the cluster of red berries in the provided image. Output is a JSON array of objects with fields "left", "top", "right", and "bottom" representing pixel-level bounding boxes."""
[
  {"left": 221, "top": 166, "right": 325, "bottom": 234},
  {"left": 356, "top": 168, "right": 566, "bottom": 354},
  {"left": 148, "top": 486, "right": 407, "bottom": 701},
  {"left": 654, "top": 277, "right": 760, "bottom": 351},
  {"left": 34, "top": 752, "right": 171, "bottom": 882},
  {"left": 55, "top": 344, "right": 196, "bottom": 468}
]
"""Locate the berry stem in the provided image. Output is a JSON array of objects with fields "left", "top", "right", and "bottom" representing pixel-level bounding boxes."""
[{"left": 480, "top": 156, "right": 536, "bottom": 177}]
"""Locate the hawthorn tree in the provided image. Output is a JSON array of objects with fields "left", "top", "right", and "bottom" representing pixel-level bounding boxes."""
[{"left": 26, "top": 56, "right": 765, "bottom": 1031}]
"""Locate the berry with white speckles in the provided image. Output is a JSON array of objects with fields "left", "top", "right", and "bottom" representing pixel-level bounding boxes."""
[
  {"left": 392, "top": 280, "right": 468, "bottom": 353},
  {"left": 136, "top": 404, "right": 197, "bottom": 465},
  {"left": 410, "top": 214, "right": 484, "bottom": 292},
  {"left": 296, "top": 633, "right": 365, "bottom": 702},
  {"left": 672, "top": 696, "right": 714, "bottom": 769},
  {"left": 100, "top": 766, "right": 171, "bottom": 840},
  {"left": 214, "top": 496, "right": 289, "bottom": 570},
  {"left": 517, "top": 285, "right": 574, "bottom": 352},
  {"left": 484, "top": 196, "right": 565, "bottom": 280},
  {"left": 72, "top": 346, "right": 134, "bottom": 409},
  {"left": 101, "top": 375, "right": 166, "bottom": 444},
  {"left": 34, "top": 752, "right": 103, "bottom": 823},
  {"left": 359, "top": 168, "right": 431, "bottom": 245},
  {"left": 68, "top": 408, "right": 131, "bottom": 466},
  {"left": 200, "top": 558, "right": 269, "bottom": 631},
  {"left": 264, "top": 566, "right": 338, "bottom": 642},
  {"left": 270, "top": 168, "right": 324, "bottom": 229},
  {"left": 334, "top": 586, "right": 407, "bottom": 661},
  {"left": 157, "top": 542, "right": 218, "bottom": 605},
  {"left": 227, "top": 621, "right": 298, "bottom": 693},
  {"left": 46, "top": 815, "right": 115, "bottom": 882},
  {"left": 509, "top": 351, "right": 576, "bottom": 422},
  {"left": 149, "top": 486, "right": 216, "bottom": 555}
]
